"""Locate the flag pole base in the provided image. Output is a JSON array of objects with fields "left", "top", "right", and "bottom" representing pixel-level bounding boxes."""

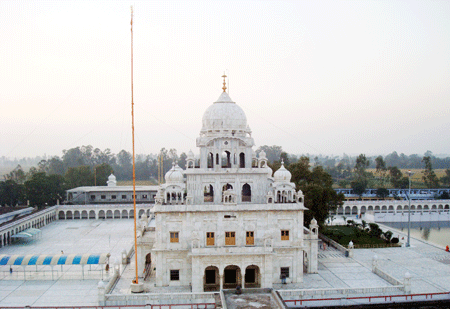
[{"left": 131, "top": 282, "right": 144, "bottom": 293}]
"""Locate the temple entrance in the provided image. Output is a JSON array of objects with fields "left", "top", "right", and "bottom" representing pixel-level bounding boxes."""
[
  {"left": 244, "top": 265, "right": 260, "bottom": 288},
  {"left": 204, "top": 266, "right": 219, "bottom": 291},
  {"left": 223, "top": 265, "right": 241, "bottom": 289}
]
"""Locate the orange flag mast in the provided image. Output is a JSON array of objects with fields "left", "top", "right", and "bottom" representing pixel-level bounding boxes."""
[{"left": 130, "top": 6, "right": 139, "bottom": 286}]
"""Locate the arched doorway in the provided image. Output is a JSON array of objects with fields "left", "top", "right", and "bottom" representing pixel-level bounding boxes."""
[
  {"left": 223, "top": 265, "right": 241, "bottom": 289},
  {"left": 204, "top": 266, "right": 220, "bottom": 291},
  {"left": 204, "top": 184, "right": 214, "bottom": 202},
  {"left": 242, "top": 183, "right": 251, "bottom": 202},
  {"left": 244, "top": 265, "right": 260, "bottom": 288},
  {"left": 222, "top": 151, "right": 231, "bottom": 168},
  {"left": 239, "top": 153, "right": 245, "bottom": 168}
]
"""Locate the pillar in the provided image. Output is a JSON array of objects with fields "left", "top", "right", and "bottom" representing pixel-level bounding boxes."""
[{"left": 404, "top": 272, "right": 411, "bottom": 294}]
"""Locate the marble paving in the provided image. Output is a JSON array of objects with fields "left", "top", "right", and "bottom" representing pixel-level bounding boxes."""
[{"left": 1, "top": 217, "right": 450, "bottom": 307}]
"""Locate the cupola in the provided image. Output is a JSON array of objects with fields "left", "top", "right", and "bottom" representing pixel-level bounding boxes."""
[
  {"left": 274, "top": 160, "right": 291, "bottom": 182},
  {"left": 164, "top": 162, "right": 184, "bottom": 183}
]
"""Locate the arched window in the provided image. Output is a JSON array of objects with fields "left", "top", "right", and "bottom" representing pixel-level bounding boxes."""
[
  {"left": 208, "top": 153, "right": 214, "bottom": 168},
  {"left": 242, "top": 183, "right": 251, "bottom": 202},
  {"left": 216, "top": 154, "right": 219, "bottom": 165},
  {"left": 204, "top": 185, "right": 214, "bottom": 202},
  {"left": 222, "top": 151, "right": 231, "bottom": 168},
  {"left": 240, "top": 153, "right": 245, "bottom": 168}
]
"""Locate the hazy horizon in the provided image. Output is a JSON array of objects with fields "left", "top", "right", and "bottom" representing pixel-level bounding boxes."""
[{"left": 2, "top": 1, "right": 450, "bottom": 158}]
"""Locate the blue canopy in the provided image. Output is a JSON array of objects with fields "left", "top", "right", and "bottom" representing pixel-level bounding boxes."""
[{"left": 0, "top": 253, "right": 109, "bottom": 266}]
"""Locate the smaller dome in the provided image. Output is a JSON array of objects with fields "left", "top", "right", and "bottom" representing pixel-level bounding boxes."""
[
  {"left": 107, "top": 173, "right": 117, "bottom": 187},
  {"left": 165, "top": 162, "right": 184, "bottom": 183},
  {"left": 259, "top": 150, "right": 267, "bottom": 160},
  {"left": 187, "top": 150, "right": 194, "bottom": 159},
  {"left": 274, "top": 161, "right": 291, "bottom": 182},
  {"left": 311, "top": 218, "right": 317, "bottom": 225}
]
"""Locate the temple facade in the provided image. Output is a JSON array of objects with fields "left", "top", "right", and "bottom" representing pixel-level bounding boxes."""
[{"left": 138, "top": 79, "right": 318, "bottom": 292}]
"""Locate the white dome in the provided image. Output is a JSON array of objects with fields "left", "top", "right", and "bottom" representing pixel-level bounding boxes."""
[
  {"left": 259, "top": 150, "right": 267, "bottom": 160},
  {"left": 274, "top": 161, "right": 291, "bottom": 182},
  {"left": 187, "top": 150, "right": 195, "bottom": 159},
  {"left": 107, "top": 173, "right": 117, "bottom": 186},
  {"left": 201, "top": 92, "right": 248, "bottom": 133},
  {"left": 165, "top": 163, "right": 184, "bottom": 183}
]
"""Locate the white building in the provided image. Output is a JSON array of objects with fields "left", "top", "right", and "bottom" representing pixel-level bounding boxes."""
[
  {"left": 137, "top": 79, "right": 319, "bottom": 292},
  {"left": 66, "top": 174, "right": 158, "bottom": 205}
]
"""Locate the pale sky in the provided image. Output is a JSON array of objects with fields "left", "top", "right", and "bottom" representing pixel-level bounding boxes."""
[{"left": 1, "top": 0, "right": 450, "bottom": 159}]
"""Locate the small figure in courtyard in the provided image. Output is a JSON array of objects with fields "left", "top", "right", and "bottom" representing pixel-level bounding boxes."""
[
  {"left": 61, "top": 250, "right": 64, "bottom": 254},
  {"left": 235, "top": 285, "right": 242, "bottom": 294},
  {"left": 10, "top": 266, "right": 12, "bottom": 274},
  {"left": 281, "top": 273, "right": 286, "bottom": 284},
  {"left": 323, "top": 242, "right": 327, "bottom": 250},
  {"left": 446, "top": 245, "right": 449, "bottom": 252}
]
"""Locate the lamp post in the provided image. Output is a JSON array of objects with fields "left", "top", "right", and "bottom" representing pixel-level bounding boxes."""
[{"left": 406, "top": 170, "right": 413, "bottom": 247}]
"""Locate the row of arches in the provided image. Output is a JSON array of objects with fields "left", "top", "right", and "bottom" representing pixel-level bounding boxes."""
[
  {"left": 204, "top": 183, "right": 251, "bottom": 203},
  {"left": 57, "top": 208, "right": 151, "bottom": 220},
  {"left": 0, "top": 212, "right": 56, "bottom": 248},
  {"left": 203, "top": 265, "right": 260, "bottom": 291},
  {"left": 206, "top": 152, "right": 246, "bottom": 169},
  {"left": 275, "top": 190, "right": 296, "bottom": 203},
  {"left": 333, "top": 204, "right": 450, "bottom": 216}
]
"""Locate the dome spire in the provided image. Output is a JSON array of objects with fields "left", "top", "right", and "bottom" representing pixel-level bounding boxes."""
[{"left": 222, "top": 73, "right": 227, "bottom": 92}]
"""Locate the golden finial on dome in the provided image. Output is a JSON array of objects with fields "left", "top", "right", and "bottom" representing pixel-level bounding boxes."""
[{"left": 222, "top": 73, "right": 227, "bottom": 92}]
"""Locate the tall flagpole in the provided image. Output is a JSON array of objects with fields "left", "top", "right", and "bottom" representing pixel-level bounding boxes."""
[{"left": 130, "top": 6, "right": 139, "bottom": 285}]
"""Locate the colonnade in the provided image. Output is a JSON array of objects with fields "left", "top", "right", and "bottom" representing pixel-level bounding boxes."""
[{"left": 331, "top": 200, "right": 450, "bottom": 217}]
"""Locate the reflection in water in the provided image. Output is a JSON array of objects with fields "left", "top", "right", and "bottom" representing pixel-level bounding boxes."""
[{"left": 383, "top": 221, "right": 450, "bottom": 247}]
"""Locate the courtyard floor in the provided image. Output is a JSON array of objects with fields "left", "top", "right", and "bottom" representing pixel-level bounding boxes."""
[
  {"left": 1, "top": 217, "right": 450, "bottom": 307},
  {"left": 0, "top": 219, "right": 134, "bottom": 307}
]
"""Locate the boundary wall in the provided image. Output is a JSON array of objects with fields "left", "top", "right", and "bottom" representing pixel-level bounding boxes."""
[{"left": 334, "top": 199, "right": 450, "bottom": 218}]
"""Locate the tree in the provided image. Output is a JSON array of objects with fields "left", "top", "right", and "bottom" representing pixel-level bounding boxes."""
[
  {"left": 422, "top": 156, "right": 439, "bottom": 188},
  {"left": 47, "top": 157, "right": 65, "bottom": 175},
  {"left": 94, "top": 163, "right": 114, "bottom": 186},
  {"left": 4, "top": 165, "right": 26, "bottom": 184},
  {"left": 25, "top": 172, "right": 65, "bottom": 208},
  {"left": 351, "top": 154, "right": 370, "bottom": 197},
  {"left": 383, "top": 231, "right": 393, "bottom": 242},
  {"left": 135, "top": 155, "right": 150, "bottom": 181},
  {"left": 375, "top": 156, "right": 387, "bottom": 186},
  {"left": 256, "top": 145, "right": 283, "bottom": 163},
  {"left": 62, "top": 147, "right": 86, "bottom": 168},
  {"left": 376, "top": 188, "right": 389, "bottom": 199},
  {"left": 178, "top": 152, "right": 187, "bottom": 169},
  {"left": 115, "top": 150, "right": 133, "bottom": 180},
  {"left": 440, "top": 169, "right": 450, "bottom": 188},
  {"left": 280, "top": 152, "right": 291, "bottom": 166},
  {"left": 0, "top": 180, "right": 24, "bottom": 206},
  {"left": 288, "top": 156, "right": 344, "bottom": 227},
  {"left": 64, "top": 166, "right": 94, "bottom": 188},
  {"left": 388, "top": 166, "right": 409, "bottom": 189}
]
